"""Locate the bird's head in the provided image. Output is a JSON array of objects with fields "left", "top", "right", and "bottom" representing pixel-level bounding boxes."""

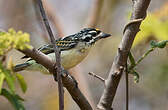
[
  {"left": 61, "top": 28, "right": 111, "bottom": 46},
  {"left": 76, "top": 28, "right": 111, "bottom": 45}
]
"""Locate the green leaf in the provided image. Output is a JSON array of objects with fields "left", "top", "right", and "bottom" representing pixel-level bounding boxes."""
[
  {"left": 128, "top": 52, "right": 136, "bottom": 66},
  {"left": 0, "top": 72, "right": 5, "bottom": 93},
  {"left": 129, "top": 69, "right": 140, "bottom": 83},
  {"left": 16, "top": 74, "right": 27, "bottom": 93},
  {"left": 0, "top": 88, "right": 25, "bottom": 110},
  {"left": 15, "top": 94, "right": 25, "bottom": 101},
  {"left": 0, "top": 61, "right": 15, "bottom": 93},
  {"left": 150, "top": 40, "right": 157, "bottom": 48},
  {"left": 150, "top": 40, "right": 168, "bottom": 48},
  {"left": 3, "top": 69, "right": 15, "bottom": 93},
  {"left": 132, "top": 70, "right": 140, "bottom": 83}
]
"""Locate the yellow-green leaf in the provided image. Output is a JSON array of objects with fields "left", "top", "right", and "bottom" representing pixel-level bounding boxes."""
[
  {"left": 0, "top": 61, "right": 15, "bottom": 93},
  {"left": 0, "top": 88, "right": 25, "bottom": 110},
  {"left": 3, "top": 70, "right": 15, "bottom": 93},
  {"left": 128, "top": 52, "right": 136, "bottom": 66},
  {"left": 16, "top": 74, "right": 27, "bottom": 93},
  {"left": 0, "top": 72, "right": 5, "bottom": 93},
  {"left": 150, "top": 40, "right": 168, "bottom": 48}
]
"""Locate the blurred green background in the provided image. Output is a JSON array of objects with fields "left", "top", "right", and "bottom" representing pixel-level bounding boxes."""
[{"left": 0, "top": 0, "right": 168, "bottom": 110}]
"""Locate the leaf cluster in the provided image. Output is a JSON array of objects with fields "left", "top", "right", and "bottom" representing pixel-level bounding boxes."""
[
  {"left": 0, "top": 28, "right": 30, "bottom": 56},
  {"left": 128, "top": 40, "right": 168, "bottom": 83},
  {"left": 0, "top": 29, "right": 30, "bottom": 110}
]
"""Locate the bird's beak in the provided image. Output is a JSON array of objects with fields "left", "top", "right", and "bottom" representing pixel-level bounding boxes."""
[
  {"left": 99, "top": 32, "right": 111, "bottom": 38},
  {"left": 96, "top": 32, "right": 111, "bottom": 41}
]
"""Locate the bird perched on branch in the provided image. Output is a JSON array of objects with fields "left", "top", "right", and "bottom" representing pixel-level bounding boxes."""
[{"left": 13, "top": 28, "right": 111, "bottom": 74}]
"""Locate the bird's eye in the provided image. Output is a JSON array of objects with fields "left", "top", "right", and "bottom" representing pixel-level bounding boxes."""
[
  {"left": 88, "top": 31, "right": 97, "bottom": 36},
  {"left": 83, "top": 37, "right": 92, "bottom": 42},
  {"left": 96, "top": 30, "right": 101, "bottom": 35},
  {"left": 91, "top": 32, "right": 97, "bottom": 36}
]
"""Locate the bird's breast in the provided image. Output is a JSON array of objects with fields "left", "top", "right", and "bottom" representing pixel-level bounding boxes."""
[
  {"left": 61, "top": 46, "right": 91, "bottom": 69},
  {"left": 48, "top": 44, "right": 91, "bottom": 69}
]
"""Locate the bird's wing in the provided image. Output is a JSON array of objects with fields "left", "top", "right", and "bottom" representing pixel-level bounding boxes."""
[{"left": 21, "top": 40, "right": 77, "bottom": 59}]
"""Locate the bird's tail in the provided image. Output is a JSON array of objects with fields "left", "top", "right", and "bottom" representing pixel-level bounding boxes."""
[{"left": 13, "top": 63, "right": 31, "bottom": 72}]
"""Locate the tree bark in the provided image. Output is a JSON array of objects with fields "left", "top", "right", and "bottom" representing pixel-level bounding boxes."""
[{"left": 97, "top": 0, "right": 151, "bottom": 109}]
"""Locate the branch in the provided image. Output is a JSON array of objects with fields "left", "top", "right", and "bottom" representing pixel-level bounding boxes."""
[
  {"left": 19, "top": 48, "right": 93, "bottom": 110},
  {"left": 97, "top": 0, "right": 151, "bottom": 109},
  {"left": 88, "top": 72, "right": 105, "bottom": 83},
  {"left": 31, "top": 1, "right": 92, "bottom": 110},
  {"left": 32, "top": 0, "right": 64, "bottom": 41},
  {"left": 43, "top": 0, "right": 64, "bottom": 37},
  {"left": 32, "top": 0, "right": 49, "bottom": 42},
  {"left": 37, "top": 0, "right": 64, "bottom": 109}
]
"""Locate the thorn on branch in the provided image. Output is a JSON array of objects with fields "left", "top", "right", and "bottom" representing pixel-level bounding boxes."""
[
  {"left": 113, "top": 66, "right": 124, "bottom": 76},
  {"left": 88, "top": 72, "right": 105, "bottom": 83}
]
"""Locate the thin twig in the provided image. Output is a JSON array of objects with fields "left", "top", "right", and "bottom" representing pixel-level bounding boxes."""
[
  {"left": 125, "top": 63, "right": 129, "bottom": 110},
  {"left": 37, "top": 0, "right": 64, "bottom": 110},
  {"left": 32, "top": 0, "right": 49, "bottom": 43},
  {"left": 136, "top": 48, "right": 154, "bottom": 65},
  {"left": 129, "top": 48, "right": 155, "bottom": 71},
  {"left": 88, "top": 72, "right": 105, "bottom": 83},
  {"left": 43, "top": 0, "right": 64, "bottom": 37}
]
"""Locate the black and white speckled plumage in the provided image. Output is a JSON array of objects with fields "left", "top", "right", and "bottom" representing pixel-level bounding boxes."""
[{"left": 14, "top": 28, "right": 111, "bottom": 73}]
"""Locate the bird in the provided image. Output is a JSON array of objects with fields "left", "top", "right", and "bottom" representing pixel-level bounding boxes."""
[{"left": 13, "top": 28, "right": 111, "bottom": 74}]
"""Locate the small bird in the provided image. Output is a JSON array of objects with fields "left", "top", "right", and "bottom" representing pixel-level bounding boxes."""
[{"left": 13, "top": 28, "right": 111, "bottom": 74}]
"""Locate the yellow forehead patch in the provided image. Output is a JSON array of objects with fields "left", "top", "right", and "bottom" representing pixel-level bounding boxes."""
[{"left": 96, "top": 28, "right": 100, "bottom": 31}]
